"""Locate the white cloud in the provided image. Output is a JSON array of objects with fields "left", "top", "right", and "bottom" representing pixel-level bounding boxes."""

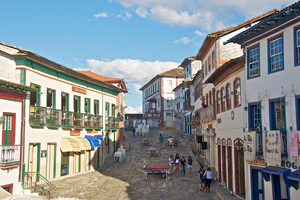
[
  {"left": 112, "top": 0, "right": 294, "bottom": 31},
  {"left": 133, "top": 83, "right": 142, "bottom": 92},
  {"left": 135, "top": 7, "right": 148, "bottom": 18},
  {"left": 116, "top": 11, "right": 132, "bottom": 20},
  {"left": 125, "top": 11, "right": 132, "bottom": 18},
  {"left": 94, "top": 12, "right": 108, "bottom": 18},
  {"left": 125, "top": 105, "right": 142, "bottom": 114},
  {"left": 86, "top": 58, "right": 179, "bottom": 84},
  {"left": 194, "top": 30, "right": 205, "bottom": 36},
  {"left": 174, "top": 37, "right": 192, "bottom": 44}
]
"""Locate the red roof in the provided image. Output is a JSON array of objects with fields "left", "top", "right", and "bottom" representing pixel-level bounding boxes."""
[{"left": 77, "top": 70, "right": 128, "bottom": 92}]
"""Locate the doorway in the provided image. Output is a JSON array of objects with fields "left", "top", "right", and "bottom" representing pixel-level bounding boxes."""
[
  {"left": 166, "top": 114, "right": 173, "bottom": 127},
  {"left": 227, "top": 146, "right": 233, "bottom": 190},
  {"left": 28, "top": 143, "right": 40, "bottom": 181},
  {"left": 46, "top": 143, "right": 56, "bottom": 179},
  {"left": 251, "top": 167, "right": 264, "bottom": 200},
  {"left": 222, "top": 145, "right": 226, "bottom": 185}
]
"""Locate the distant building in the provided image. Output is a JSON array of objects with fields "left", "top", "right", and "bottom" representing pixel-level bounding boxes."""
[
  {"left": 125, "top": 114, "right": 143, "bottom": 128},
  {"left": 140, "top": 68, "right": 184, "bottom": 128}
]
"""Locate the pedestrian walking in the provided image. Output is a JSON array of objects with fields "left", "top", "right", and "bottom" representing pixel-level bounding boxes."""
[
  {"left": 174, "top": 154, "right": 180, "bottom": 175},
  {"left": 169, "top": 155, "right": 174, "bottom": 174},
  {"left": 159, "top": 134, "right": 164, "bottom": 149},
  {"left": 132, "top": 127, "right": 135, "bottom": 137},
  {"left": 187, "top": 155, "right": 192, "bottom": 177},
  {"left": 197, "top": 166, "right": 205, "bottom": 192},
  {"left": 204, "top": 167, "right": 212, "bottom": 193},
  {"left": 180, "top": 156, "right": 186, "bottom": 175}
]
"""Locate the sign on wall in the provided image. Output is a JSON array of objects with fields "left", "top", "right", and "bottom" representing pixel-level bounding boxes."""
[
  {"left": 186, "top": 121, "right": 199, "bottom": 126},
  {"left": 41, "top": 150, "right": 47, "bottom": 158},
  {"left": 244, "top": 131, "right": 256, "bottom": 161},
  {"left": 72, "top": 86, "right": 87, "bottom": 95}
]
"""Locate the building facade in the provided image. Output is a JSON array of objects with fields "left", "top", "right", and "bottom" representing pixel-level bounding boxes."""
[
  {"left": 140, "top": 68, "right": 184, "bottom": 128},
  {"left": 0, "top": 42, "right": 125, "bottom": 186},
  {"left": 227, "top": 2, "right": 300, "bottom": 200}
]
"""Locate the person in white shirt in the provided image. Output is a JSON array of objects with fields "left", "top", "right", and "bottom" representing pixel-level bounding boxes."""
[{"left": 203, "top": 167, "right": 212, "bottom": 193}]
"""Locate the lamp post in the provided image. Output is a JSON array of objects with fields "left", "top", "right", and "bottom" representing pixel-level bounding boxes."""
[{"left": 235, "top": 140, "right": 243, "bottom": 154}]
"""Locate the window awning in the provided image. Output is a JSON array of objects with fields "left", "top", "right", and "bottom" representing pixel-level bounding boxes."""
[
  {"left": 261, "top": 166, "right": 291, "bottom": 188},
  {"left": 84, "top": 135, "right": 101, "bottom": 147},
  {"left": 73, "top": 137, "right": 91, "bottom": 151},
  {"left": 60, "top": 137, "right": 81, "bottom": 152},
  {"left": 0, "top": 187, "right": 12, "bottom": 199},
  {"left": 288, "top": 170, "right": 300, "bottom": 190},
  {"left": 94, "top": 135, "right": 104, "bottom": 144}
]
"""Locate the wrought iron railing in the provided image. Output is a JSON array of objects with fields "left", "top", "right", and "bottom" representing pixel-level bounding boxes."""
[
  {"left": 105, "top": 117, "right": 119, "bottom": 128},
  {"left": 0, "top": 145, "right": 20, "bottom": 164},
  {"left": 61, "top": 111, "right": 74, "bottom": 126},
  {"left": 74, "top": 112, "right": 85, "bottom": 127},
  {"left": 94, "top": 115, "right": 103, "bottom": 129},
  {"left": 24, "top": 172, "right": 57, "bottom": 193},
  {"left": 200, "top": 104, "right": 216, "bottom": 121},
  {"left": 29, "top": 106, "right": 46, "bottom": 125},
  {"left": 85, "top": 114, "right": 94, "bottom": 128},
  {"left": 46, "top": 108, "right": 61, "bottom": 126}
]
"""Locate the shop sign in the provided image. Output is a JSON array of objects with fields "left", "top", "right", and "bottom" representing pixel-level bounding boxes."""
[
  {"left": 41, "top": 150, "right": 47, "bottom": 158},
  {"left": 72, "top": 86, "right": 86, "bottom": 95},
  {"left": 87, "top": 130, "right": 98, "bottom": 134},
  {"left": 70, "top": 130, "right": 80, "bottom": 136},
  {"left": 186, "top": 121, "right": 199, "bottom": 126}
]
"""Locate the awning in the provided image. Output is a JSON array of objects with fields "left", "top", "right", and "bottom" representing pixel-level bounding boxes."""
[
  {"left": 261, "top": 166, "right": 291, "bottom": 188},
  {"left": 0, "top": 187, "right": 12, "bottom": 199},
  {"left": 73, "top": 137, "right": 91, "bottom": 151},
  {"left": 60, "top": 137, "right": 81, "bottom": 152},
  {"left": 288, "top": 170, "right": 300, "bottom": 190},
  {"left": 94, "top": 135, "right": 104, "bottom": 144},
  {"left": 84, "top": 135, "right": 100, "bottom": 147}
]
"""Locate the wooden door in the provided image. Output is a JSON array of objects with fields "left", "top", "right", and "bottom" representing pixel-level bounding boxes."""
[
  {"left": 2, "top": 113, "right": 15, "bottom": 145},
  {"left": 29, "top": 144, "right": 40, "bottom": 181},
  {"left": 218, "top": 145, "right": 221, "bottom": 182},
  {"left": 227, "top": 146, "right": 233, "bottom": 190},
  {"left": 238, "top": 153, "right": 245, "bottom": 194},
  {"left": 46, "top": 144, "right": 56, "bottom": 179},
  {"left": 222, "top": 145, "right": 226, "bottom": 185}
]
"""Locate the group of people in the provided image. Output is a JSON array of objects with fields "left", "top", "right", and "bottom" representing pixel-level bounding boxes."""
[
  {"left": 169, "top": 154, "right": 193, "bottom": 177},
  {"left": 159, "top": 134, "right": 175, "bottom": 149},
  {"left": 197, "top": 166, "right": 212, "bottom": 193}
]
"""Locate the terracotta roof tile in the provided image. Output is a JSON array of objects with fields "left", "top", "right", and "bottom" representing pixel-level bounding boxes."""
[
  {"left": 77, "top": 70, "right": 122, "bottom": 82},
  {"left": 158, "top": 68, "right": 184, "bottom": 77}
]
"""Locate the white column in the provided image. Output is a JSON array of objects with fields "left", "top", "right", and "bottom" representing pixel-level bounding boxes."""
[{"left": 210, "top": 137, "right": 215, "bottom": 167}]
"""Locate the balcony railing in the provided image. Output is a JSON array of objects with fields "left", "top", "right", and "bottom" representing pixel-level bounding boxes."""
[
  {"left": 46, "top": 108, "right": 61, "bottom": 126},
  {"left": 74, "top": 112, "right": 85, "bottom": 127},
  {"left": 29, "top": 105, "right": 46, "bottom": 125},
  {"left": 85, "top": 114, "right": 94, "bottom": 128},
  {"left": 94, "top": 115, "right": 103, "bottom": 129},
  {"left": 61, "top": 111, "right": 74, "bottom": 127},
  {"left": 0, "top": 145, "right": 20, "bottom": 165},
  {"left": 105, "top": 117, "right": 119, "bottom": 128},
  {"left": 200, "top": 104, "right": 216, "bottom": 122}
]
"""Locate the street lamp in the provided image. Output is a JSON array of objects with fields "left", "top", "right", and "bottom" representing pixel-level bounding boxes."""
[{"left": 235, "top": 140, "right": 243, "bottom": 152}]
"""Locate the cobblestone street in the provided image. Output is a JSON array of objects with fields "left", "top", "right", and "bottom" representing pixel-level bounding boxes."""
[{"left": 51, "top": 129, "right": 219, "bottom": 200}]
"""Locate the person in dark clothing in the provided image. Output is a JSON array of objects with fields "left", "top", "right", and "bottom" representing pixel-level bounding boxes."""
[
  {"left": 197, "top": 166, "right": 205, "bottom": 192},
  {"left": 187, "top": 155, "right": 193, "bottom": 177},
  {"left": 180, "top": 156, "right": 186, "bottom": 175},
  {"left": 132, "top": 127, "right": 135, "bottom": 136}
]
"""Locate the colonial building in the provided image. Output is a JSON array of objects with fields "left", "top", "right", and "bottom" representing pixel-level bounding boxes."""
[
  {"left": 195, "top": 9, "right": 279, "bottom": 182},
  {"left": 178, "top": 56, "right": 201, "bottom": 135},
  {"left": 227, "top": 2, "right": 300, "bottom": 200},
  {"left": 173, "top": 82, "right": 185, "bottom": 130},
  {"left": 77, "top": 70, "right": 128, "bottom": 145},
  {"left": 0, "top": 79, "right": 36, "bottom": 194},
  {"left": 0, "top": 42, "right": 125, "bottom": 185},
  {"left": 205, "top": 57, "right": 245, "bottom": 194},
  {"left": 140, "top": 68, "right": 184, "bottom": 128}
]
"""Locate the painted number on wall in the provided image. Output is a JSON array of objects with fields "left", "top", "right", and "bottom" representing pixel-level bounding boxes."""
[{"left": 281, "top": 160, "right": 299, "bottom": 170}]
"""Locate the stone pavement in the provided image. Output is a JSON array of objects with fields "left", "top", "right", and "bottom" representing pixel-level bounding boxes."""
[{"left": 50, "top": 129, "right": 221, "bottom": 199}]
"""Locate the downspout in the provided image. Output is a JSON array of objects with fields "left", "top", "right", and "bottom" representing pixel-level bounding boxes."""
[{"left": 21, "top": 99, "right": 25, "bottom": 187}]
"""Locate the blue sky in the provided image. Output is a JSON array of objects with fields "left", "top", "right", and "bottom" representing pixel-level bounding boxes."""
[{"left": 0, "top": 0, "right": 293, "bottom": 113}]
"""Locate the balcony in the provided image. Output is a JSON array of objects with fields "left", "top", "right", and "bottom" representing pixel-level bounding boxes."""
[
  {"left": 199, "top": 104, "right": 216, "bottom": 123},
  {"left": 61, "top": 111, "right": 74, "bottom": 127},
  {"left": 29, "top": 105, "right": 46, "bottom": 125},
  {"left": 145, "top": 108, "right": 160, "bottom": 119},
  {"left": 0, "top": 145, "right": 20, "bottom": 168},
  {"left": 46, "top": 108, "right": 61, "bottom": 126},
  {"left": 93, "top": 115, "right": 103, "bottom": 129},
  {"left": 74, "top": 112, "right": 85, "bottom": 128},
  {"left": 105, "top": 117, "right": 119, "bottom": 129}
]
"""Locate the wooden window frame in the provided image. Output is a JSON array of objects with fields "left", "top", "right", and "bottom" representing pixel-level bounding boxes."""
[{"left": 234, "top": 78, "right": 241, "bottom": 108}]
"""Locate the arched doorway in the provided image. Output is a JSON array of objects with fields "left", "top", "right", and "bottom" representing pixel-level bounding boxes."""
[
  {"left": 222, "top": 139, "right": 226, "bottom": 186},
  {"left": 227, "top": 139, "right": 233, "bottom": 190},
  {"left": 217, "top": 138, "right": 221, "bottom": 182},
  {"left": 234, "top": 139, "right": 245, "bottom": 194}
]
